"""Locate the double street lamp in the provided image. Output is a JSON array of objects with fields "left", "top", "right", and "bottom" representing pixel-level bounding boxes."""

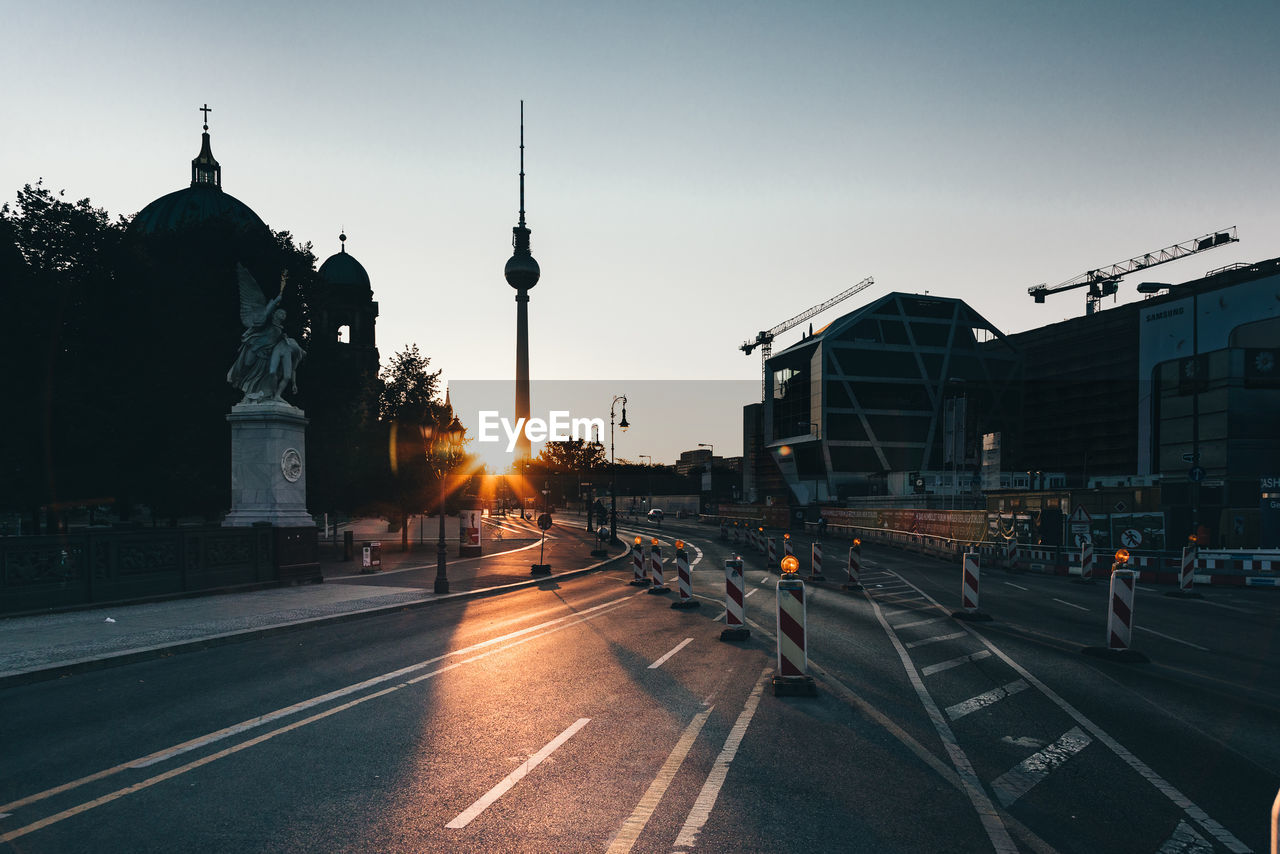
[
  {"left": 610, "top": 395, "right": 629, "bottom": 543},
  {"left": 430, "top": 416, "right": 465, "bottom": 594}
]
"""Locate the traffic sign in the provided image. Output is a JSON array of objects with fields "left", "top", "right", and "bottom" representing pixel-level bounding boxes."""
[
  {"left": 1120, "top": 528, "right": 1143, "bottom": 548},
  {"left": 1188, "top": 466, "right": 1207, "bottom": 482},
  {"left": 538, "top": 513, "right": 553, "bottom": 530},
  {"left": 1068, "top": 506, "right": 1091, "bottom": 524},
  {"left": 1182, "top": 452, "right": 1200, "bottom": 462}
]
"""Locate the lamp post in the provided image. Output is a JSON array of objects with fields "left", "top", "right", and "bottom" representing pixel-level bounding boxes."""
[
  {"left": 610, "top": 395, "right": 629, "bottom": 543},
  {"left": 433, "top": 416, "right": 464, "bottom": 595},
  {"left": 639, "top": 454, "right": 652, "bottom": 514}
]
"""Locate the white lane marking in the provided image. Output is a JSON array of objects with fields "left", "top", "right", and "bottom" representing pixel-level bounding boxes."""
[
  {"left": 689, "top": 541, "right": 703, "bottom": 568},
  {"left": 920, "top": 650, "right": 992, "bottom": 676},
  {"left": 606, "top": 707, "right": 715, "bottom": 854},
  {"left": 0, "top": 813, "right": 9, "bottom": 820},
  {"left": 446, "top": 718, "right": 590, "bottom": 829},
  {"left": 945, "top": 680, "right": 1030, "bottom": 721},
  {"left": 649, "top": 638, "right": 693, "bottom": 670},
  {"left": 1052, "top": 598, "right": 1090, "bottom": 612},
  {"left": 864, "top": 596, "right": 1017, "bottom": 852},
  {"left": 1003, "top": 582, "right": 1029, "bottom": 591},
  {"left": 125, "top": 594, "right": 628, "bottom": 771},
  {"left": 1188, "top": 598, "right": 1255, "bottom": 615},
  {"left": 894, "top": 616, "right": 947, "bottom": 630},
  {"left": 0, "top": 595, "right": 640, "bottom": 837},
  {"left": 948, "top": 602, "right": 1252, "bottom": 851},
  {"left": 744, "top": 588, "right": 759, "bottom": 599},
  {"left": 672, "top": 667, "right": 771, "bottom": 850},
  {"left": 1135, "top": 626, "right": 1210, "bottom": 652},
  {"left": 905, "top": 631, "right": 967, "bottom": 649},
  {"left": 1137, "top": 585, "right": 1158, "bottom": 592},
  {"left": 1156, "top": 819, "right": 1213, "bottom": 853},
  {"left": 990, "top": 726, "right": 1092, "bottom": 807}
]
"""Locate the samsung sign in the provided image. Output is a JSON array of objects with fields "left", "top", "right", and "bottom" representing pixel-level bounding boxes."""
[{"left": 1144, "top": 307, "right": 1184, "bottom": 323}]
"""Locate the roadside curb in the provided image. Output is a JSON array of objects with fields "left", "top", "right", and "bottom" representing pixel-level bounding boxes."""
[{"left": 0, "top": 547, "right": 630, "bottom": 689}]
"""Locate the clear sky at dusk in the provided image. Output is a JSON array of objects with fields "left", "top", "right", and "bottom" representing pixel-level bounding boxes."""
[{"left": 5, "top": 0, "right": 1277, "bottom": 463}]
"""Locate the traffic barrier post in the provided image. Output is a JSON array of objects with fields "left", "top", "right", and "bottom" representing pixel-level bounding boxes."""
[
  {"left": 951, "top": 549, "right": 992, "bottom": 621},
  {"left": 1166, "top": 538, "right": 1203, "bottom": 598},
  {"left": 768, "top": 537, "right": 778, "bottom": 569},
  {"left": 809, "top": 542, "right": 825, "bottom": 582},
  {"left": 1083, "top": 550, "right": 1148, "bottom": 662},
  {"left": 843, "top": 539, "right": 863, "bottom": 591},
  {"left": 773, "top": 555, "right": 816, "bottom": 696},
  {"left": 647, "top": 539, "right": 668, "bottom": 594},
  {"left": 1073, "top": 540, "right": 1094, "bottom": 584},
  {"left": 671, "top": 540, "right": 699, "bottom": 610},
  {"left": 630, "top": 537, "right": 649, "bottom": 586},
  {"left": 720, "top": 556, "right": 749, "bottom": 641}
]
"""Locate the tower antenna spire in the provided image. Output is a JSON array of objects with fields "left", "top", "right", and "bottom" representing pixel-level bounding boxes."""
[{"left": 518, "top": 99, "right": 526, "bottom": 228}]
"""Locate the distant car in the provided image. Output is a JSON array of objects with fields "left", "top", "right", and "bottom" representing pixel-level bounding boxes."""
[{"left": 647, "top": 509, "right": 664, "bottom": 523}]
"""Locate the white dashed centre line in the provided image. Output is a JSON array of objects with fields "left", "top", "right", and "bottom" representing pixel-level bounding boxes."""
[
  {"left": 649, "top": 638, "right": 693, "bottom": 670},
  {"left": 1052, "top": 598, "right": 1090, "bottom": 611}
]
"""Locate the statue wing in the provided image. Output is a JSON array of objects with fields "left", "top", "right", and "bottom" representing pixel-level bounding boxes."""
[{"left": 236, "top": 263, "right": 268, "bottom": 328}]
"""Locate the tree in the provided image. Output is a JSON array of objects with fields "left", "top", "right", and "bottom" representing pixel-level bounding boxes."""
[{"left": 536, "top": 437, "right": 606, "bottom": 472}]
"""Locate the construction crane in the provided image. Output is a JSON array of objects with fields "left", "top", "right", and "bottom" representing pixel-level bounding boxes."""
[
  {"left": 742, "top": 275, "right": 874, "bottom": 397},
  {"left": 1028, "top": 227, "right": 1238, "bottom": 315}
]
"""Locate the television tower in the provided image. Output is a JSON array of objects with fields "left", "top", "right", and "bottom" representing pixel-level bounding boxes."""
[{"left": 504, "top": 101, "right": 540, "bottom": 462}]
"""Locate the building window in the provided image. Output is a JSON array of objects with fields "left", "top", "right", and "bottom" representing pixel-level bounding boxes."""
[{"left": 337, "top": 324, "right": 350, "bottom": 344}]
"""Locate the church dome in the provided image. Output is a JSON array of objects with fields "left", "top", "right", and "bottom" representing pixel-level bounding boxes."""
[
  {"left": 128, "top": 120, "right": 269, "bottom": 239},
  {"left": 318, "top": 233, "right": 371, "bottom": 290}
]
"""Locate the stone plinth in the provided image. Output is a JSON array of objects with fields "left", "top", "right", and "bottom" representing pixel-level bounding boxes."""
[{"left": 223, "top": 401, "right": 315, "bottom": 528}]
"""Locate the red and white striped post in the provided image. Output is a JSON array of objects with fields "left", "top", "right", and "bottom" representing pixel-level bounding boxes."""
[
  {"left": 757, "top": 528, "right": 766, "bottom": 554},
  {"left": 767, "top": 537, "right": 778, "bottom": 568},
  {"left": 630, "top": 537, "right": 649, "bottom": 586},
  {"left": 809, "top": 542, "right": 825, "bottom": 581},
  {"left": 1080, "top": 541, "right": 1094, "bottom": 581},
  {"left": 671, "top": 540, "right": 699, "bottom": 609},
  {"left": 1107, "top": 567, "right": 1136, "bottom": 650},
  {"left": 647, "top": 540, "right": 668, "bottom": 594},
  {"left": 843, "top": 538, "right": 863, "bottom": 591},
  {"left": 1084, "top": 549, "right": 1148, "bottom": 662},
  {"left": 774, "top": 555, "right": 816, "bottom": 695},
  {"left": 720, "top": 556, "right": 749, "bottom": 641},
  {"left": 1166, "top": 537, "right": 1203, "bottom": 599},
  {"left": 783, "top": 534, "right": 795, "bottom": 561},
  {"left": 952, "top": 549, "right": 992, "bottom": 621}
]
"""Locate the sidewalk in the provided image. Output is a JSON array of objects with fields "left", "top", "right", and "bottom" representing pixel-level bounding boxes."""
[{"left": 0, "top": 517, "right": 625, "bottom": 686}]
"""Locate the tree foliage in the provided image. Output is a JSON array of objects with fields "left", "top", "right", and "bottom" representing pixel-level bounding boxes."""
[{"left": 536, "top": 437, "right": 606, "bottom": 472}]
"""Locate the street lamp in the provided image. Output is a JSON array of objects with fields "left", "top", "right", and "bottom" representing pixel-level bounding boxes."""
[
  {"left": 639, "top": 454, "right": 652, "bottom": 513},
  {"left": 432, "top": 415, "right": 465, "bottom": 594},
  {"left": 610, "top": 395, "right": 629, "bottom": 543}
]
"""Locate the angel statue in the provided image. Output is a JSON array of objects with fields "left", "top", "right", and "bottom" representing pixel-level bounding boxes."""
[{"left": 226, "top": 263, "right": 306, "bottom": 403}]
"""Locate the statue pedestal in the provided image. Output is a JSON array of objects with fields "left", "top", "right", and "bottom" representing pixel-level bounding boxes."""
[{"left": 223, "top": 401, "right": 315, "bottom": 528}]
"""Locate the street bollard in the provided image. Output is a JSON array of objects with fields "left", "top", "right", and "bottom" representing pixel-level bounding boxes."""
[
  {"left": 809, "top": 542, "right": 825, "bottom": 582},
  {"left": 734, "top": 525, "right": 742, "bottom": 546},
  {"left": 773, "top": 555, "right": 816, "bottom": 696},
  {"left": 1083, "top": 550, "right": 1148, "bottom": 662},
  {"left": 1166, "top": 538, "right": 1203, "bottom": 598},
  {"left": 647, "top": 539, "right": 668, "bottom": 594},
  {"left": 951, "top": 550, "right": 992, "bottom": 621},
  {"left": 671, "top": 540, "right": 699, "bottom": 610},
  {"left": 757, "top": 528, "right": 766, "bottom": 554},
  {"left": 1074, "top": 540, "right": 1094, "bottom": 583},
  {"left": 783, "top": 533, "right": 795, "bottom": 561},
  {"left": 768, "top": 537, "right": 778, "bottom": 569},
  {"left": 630, "top": 537, "right": 649, "bottom": 586},
  {"left": 720, "top": 556, "right": 750, "bottom": 641},
  {"left": 843, "top": 539, "right": 863, "bottom": 591}
]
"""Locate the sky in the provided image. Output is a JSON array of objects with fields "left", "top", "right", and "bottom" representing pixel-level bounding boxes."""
[{"left": 5, "top": 0, "right": 1278, "bottom": 464}]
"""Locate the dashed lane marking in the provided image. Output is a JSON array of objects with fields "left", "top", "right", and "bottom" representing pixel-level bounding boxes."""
[
  {"left": 905, "top": 632, "right": 967, "bottom": 649},
  {"left": 920, "top": 650, "right": 992, "bottom": 676},
  {"left": 1003, "top": 582, "right": 1029, "bottom": 591},
  {"left": 990, "top": 727, "right": 1092, "bottom": 807},
  {"left": 648, "top": 638, "right": 693, "bottom": 670},
  {"left": 445, "top": 718, "right": 590, "bottom": 829},
  {"left": 893, "top": 616, "right": 947, "bottom": 630},
  {"left": 1134, "top": 626, "right": 1210, "bottom": 652},
  {"left": 1052, "top": 598, "right": 1090, "bottom": 612},
  {"left": 946, "top": 680, "right": 1030, "bottom": 721}
]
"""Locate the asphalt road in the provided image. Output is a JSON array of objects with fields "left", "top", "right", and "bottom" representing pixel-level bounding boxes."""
[{"left": 2, "top": 519, "right": 1277, "bottom": 853}]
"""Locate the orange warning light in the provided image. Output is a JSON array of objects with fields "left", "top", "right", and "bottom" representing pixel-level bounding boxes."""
[
  {"left": 634, "top": 536, "right": 642, "bottom": 546},
  {"left": 784, "top": 533, "right": 791, "bottom": 540},
  {"left": 1114, "top": 548, "right": 1130, "bottom": 565},
  {"left": 651, "top": 537, "right": 659, "bottom": 546},
  {"left": 675, "top": 540, "right": 685, "bottom": 550},
  {"left": 1188, "top": 534, "right": 1198, "bottom": 544},
  {"left": 780, "top": 555, "right": 800, "bottom": 574},
  {"left": 853, "top": 537, "right": 862, "bottom": 547}
]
